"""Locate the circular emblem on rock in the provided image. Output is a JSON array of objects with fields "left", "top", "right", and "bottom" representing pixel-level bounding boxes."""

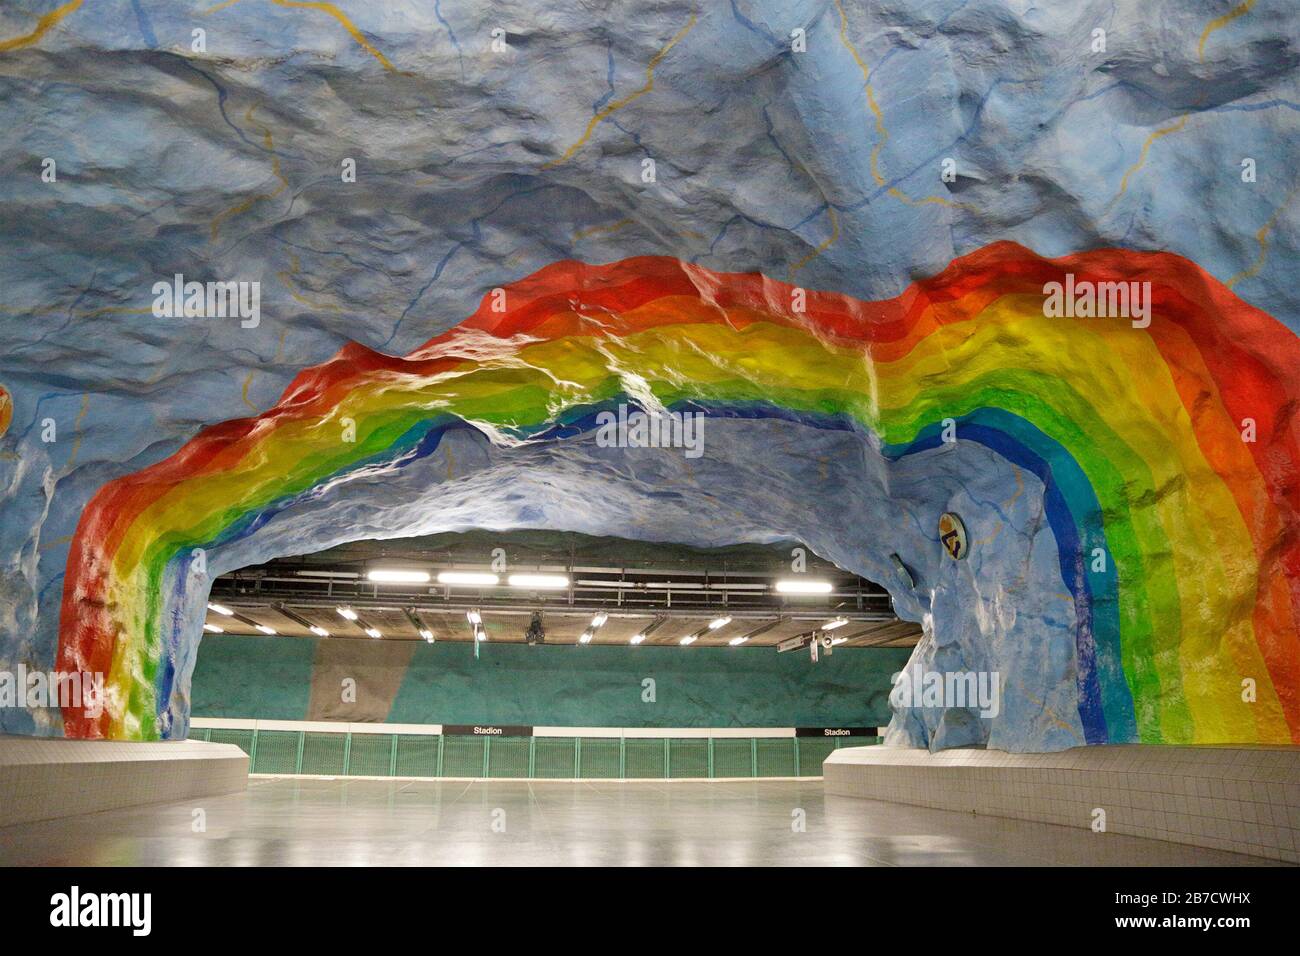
[
  {"left": 0, "top": 384, "right": 11, "bottom": 440},
  {"left": 939, "top": 512, "right": 968, "bottom": 560}
]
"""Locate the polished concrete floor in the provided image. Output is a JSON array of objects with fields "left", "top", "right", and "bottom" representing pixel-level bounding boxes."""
[{"left": 0, "top": 777, "right": 1277, "bottom": 866}]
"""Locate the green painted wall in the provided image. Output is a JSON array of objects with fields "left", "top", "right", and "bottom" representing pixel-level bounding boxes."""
[
  {"left": 190, "top": 633, "right": 317, "bottom": 720},
  {"left": 191, "top": 633, "right": 909, "bottom": 728}
]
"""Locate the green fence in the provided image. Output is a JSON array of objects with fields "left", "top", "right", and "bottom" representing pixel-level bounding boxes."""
[{"left": 191, "top": 727, "right": 878, "bottom": 779}]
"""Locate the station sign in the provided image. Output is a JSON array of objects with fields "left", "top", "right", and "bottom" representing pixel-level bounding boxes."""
[
  {"left": 443, "top": 724, "right": 534, "bottom": 737},
  {"left": 795, "top": 727, "right": 876, "bottom": 737}
]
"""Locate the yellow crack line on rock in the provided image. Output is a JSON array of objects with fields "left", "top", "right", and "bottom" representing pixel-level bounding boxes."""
[
  {"left": 277, "top": 254, "right": 340, "bottom": 311},
  {"left": 270, "top": 0, "right": 396, "bottom": 71},
  {"left": 1106, "top": 114, "right": 1189, "bottom": 211},
  {"left": 834, "top": 0, "right": 972, "bottom": 212},
  {"left": 574, "top": 218, "right": 635, "bottom": 241},
  {"left": 64, "top": 392, "right": 89, "bottom": 470},
  {"left": 1108, "top": 3, "right": 1256, "bottom": 208},
  {"left": 40, "top": 534, "right": 74, "bottom": 551},
  {"left": 788, "top": 206, "right": 839, "bottom": 281},
  {"left": 834, "top": 4, "right": 885, "bottom": 188},
  {"left": 209, "top": 103, "right": 288, "bottom": 242},
  {"left": 1199, "top": 0, "right": 1255, "bottom": 61},
  {"left": 0, "top": 0, "right": 83, "bottom": 54},
  {"left": 1015, "top": 678, "right": 1085, "bottom": 739},
  {"left": 240, "top": 327, "right": 288, "bottom": 413},
  {"left": 239, "top": 372, "right": 259, "bottom": 412},
  {"left": 204, "top": 0, "right": 397, "bottom": 72},
  {"left": 542, "top": 13, "right": 697, "bottom": 170},
  {"left": 1227, "top": 182, "right": 1298, "bottom": 289}
]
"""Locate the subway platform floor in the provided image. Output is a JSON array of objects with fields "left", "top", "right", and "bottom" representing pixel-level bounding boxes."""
[{"left": 0, "top": 776, "right": 1280, "bottom": 866}]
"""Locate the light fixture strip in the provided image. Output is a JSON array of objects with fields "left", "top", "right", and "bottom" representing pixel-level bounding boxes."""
[
  {"left": 774, "top": 579, "right": 834, "bottom": 594},
  {"left": 273, "top": 602, "right": 331, "bottom": 637},
  {"left": 507, "top": 573, "right": 570, "bottom": 589},
  {"left": 438, "top": 571, "right": 500, "bottom": 586},
  {"left": 367, "top": 568, "right": 431, "bottom": 584},
  {"left": 221, "top": 609, "right": 276, "bottom": 635}
]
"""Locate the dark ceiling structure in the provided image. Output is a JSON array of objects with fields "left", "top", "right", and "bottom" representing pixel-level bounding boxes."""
[{"left": 204, "top": 531, "right": 922, "bottom": 650}]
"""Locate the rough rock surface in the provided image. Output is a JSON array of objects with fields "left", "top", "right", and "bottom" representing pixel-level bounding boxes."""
[{"left": 0, "top": 1, "right": 1297, "bottom": 750}]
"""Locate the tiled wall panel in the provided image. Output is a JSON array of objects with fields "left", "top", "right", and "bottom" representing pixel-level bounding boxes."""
[{"left": 824, "top": 744, "right": 1300, "bottom": 863}]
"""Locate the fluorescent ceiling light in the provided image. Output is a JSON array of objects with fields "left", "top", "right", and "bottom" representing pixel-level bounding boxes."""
[
  {"left": 255, "top": 625, "right": 276, "bottom": 635},
  {"left": 309, "top": 626, "right": 330, "bottom": 637},
  {"left": 507, "top": 573, "right": 569, "bottom": 589},
  {"left": 438, "top": 571, "right": 499, "bottom": 586},
  {"left": 367, "top": 569, "right": 430, "bottom": 584},
  {"left": 207, "top": 603, "right": 233, "bottom": 616},
  {"left": 679, "top": 635, "right": 697, "bottom": 645},
  {"left": 707, "top": 616, "right": 732, "bottom": 630},
  {"left": 337, "top": 607, "right": 358, "bottom": 621},
  {"left": 830, "top": 636, "right": 848, "bottom": 646},
  {"left": 823, "top": 618, "right": 849, "bottom": 631},
  {"left": 578, "top": 631, "right": 593, "bottom": 644},
  {"left": 466, "top": 610, "right": 482, "bottom": 625},
  {"left": 591, "top": 612, "right": 608, "bottom": 628},
  {"left": 203, "top": 623, "right": 223, "bottom": 634},
  {"left": 728, "top": 636, "right": 748, "bottom": 646},
  {"left": 629, "top": 634, "right": 646, "bottom": 645},
  {"left": 365, "top": 627, "right": 382, "bottom": 639},
  {"left": 774, "top": 579, "right": 832, "bottom": 594}
]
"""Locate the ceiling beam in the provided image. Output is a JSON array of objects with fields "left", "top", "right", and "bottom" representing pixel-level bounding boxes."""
[{"left": 206, "top": 594, "right": 898, "bottom": 623}]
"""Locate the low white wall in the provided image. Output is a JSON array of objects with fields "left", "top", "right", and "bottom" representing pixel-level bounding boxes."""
[
  {"left": 824, "top": 744, "right": 1300, "bottom": 863},
  {"left": 0, "top": 736, "right": 248, "bottom": 828},
  {"left": 190, "top": 716, "right": 809, "bottom": 737}
]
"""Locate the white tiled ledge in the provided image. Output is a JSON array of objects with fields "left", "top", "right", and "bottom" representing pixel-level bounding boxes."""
[
  {"left": 0, "top": 735, "right": 248, "bottom": 828},
  {"left": 824, "top": 744, "right": 1300, "bottom": 864}
]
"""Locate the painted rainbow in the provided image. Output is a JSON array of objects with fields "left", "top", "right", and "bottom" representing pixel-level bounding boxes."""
[{"left": 57, "top": 242, "right": 1300, "bottom": 743}]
